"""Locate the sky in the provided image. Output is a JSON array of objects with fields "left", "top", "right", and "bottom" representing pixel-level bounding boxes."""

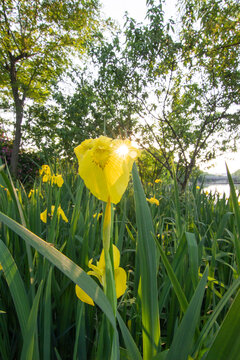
[
  {"left": 100, "top": 0, "right": 177, "bottom": 25},
  {"left": 100, "top": 0, "right": 240, "bottom": 175}
]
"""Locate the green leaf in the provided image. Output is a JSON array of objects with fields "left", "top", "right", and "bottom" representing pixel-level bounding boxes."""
[
  {"left": 132, "top": 162, "right": 160, "bottom": 359},
  {"left": 226, "top": 165, "right": 240, "bottom": 273},
  {"left": 185, "top": 232, "right": 199, "bottom": 289},
  {"left": 192, "top": 276, "right": 240, "bottom": 356},
  {"left": 43, "top": 267, "right": 53, "bottom": 360},
  {"left": 204, "top": 288, "right": 240, "bottom": 360},
  {"left": 154, "top": 235, "right": 188, "bottom": 313},
  {"left": 0, "top": 240, "right": 30, "bottom": 336},
  {"left": 166, "top": 267, "right": 208, "bottom": 360},
  {"left": 116, "top": 312, "right": 142, "bottom": 360},
  {"left": 21, "top": 281, "right": 43, "bottom": 360}
]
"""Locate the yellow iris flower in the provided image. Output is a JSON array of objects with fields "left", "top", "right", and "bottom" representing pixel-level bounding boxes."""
[
  {"left": 51, "top": 174, "right": 64, "bottom": 188},
  {"left": 75, "top": 244, "right": 127, "bottom": 306},
  {"left": 39, "top": 165, "right": 64, "bottom": 188},
  {"left": 39, "top": 165, "right": 51, "bottom": 176},
  {"left": 146, "top": 196, "right": 159, "bottom": 206},
  {"left": 74, "top": 136, "right": 140, "bottom": 204},
  {"left": 40, "top": 205, "right": 68, "bottom": 223},
  {"left": 155, "top": 179, "right": 162, "bottom": 184}
]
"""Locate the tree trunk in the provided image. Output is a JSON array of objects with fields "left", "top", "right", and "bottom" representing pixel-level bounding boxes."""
[
  {"left": 10, "top": 102, "right": 24, "bottom": 176},
  {"left": 9, "top": 55, "right": 25, "bottom": 176}
]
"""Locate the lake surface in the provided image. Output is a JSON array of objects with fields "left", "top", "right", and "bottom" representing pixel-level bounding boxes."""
[{"left": 203, "top": 183, "right": 240, "bottom": 197}]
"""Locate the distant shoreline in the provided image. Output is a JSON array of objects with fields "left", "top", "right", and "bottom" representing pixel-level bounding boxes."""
[{"left": 199, "top": 175, "right": 240, "bottom": 185}]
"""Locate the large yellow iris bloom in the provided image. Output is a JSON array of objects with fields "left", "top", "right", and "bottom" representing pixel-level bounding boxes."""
[
  {"left": 74, "top": 136, "right": 139, "bottom": 204},
  {"left": 75, "top": 245, "right": 127, "bottom": 306}
]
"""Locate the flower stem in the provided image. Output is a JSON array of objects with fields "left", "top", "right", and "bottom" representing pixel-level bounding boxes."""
[{"left": 103, "top": 198, "right": 117, "bottom": 315}]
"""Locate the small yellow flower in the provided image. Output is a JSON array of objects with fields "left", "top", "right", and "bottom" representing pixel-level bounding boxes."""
[
  {"left": 196, "top": 186, "right": 200, "bottom": 189},
  {"left": 146, "top": 196, "right": 159, "bottom": 206},
  {"left": 148, "top": 182, "right": 152, "bottom": 186},
  {"left": 51, "top": 174, "right": 64, "bottom": 188},
  {"left": 40, "top": 205, "right": 68, "bottom": 223},
  {"left": 75, "top": 244, "right": 127, "bottom": 306},
  {"left": 155, "top": 179, "right": 162, "bottom": 184},
  {"left": 0, "top": 263, "right": 3, "bottom": 271},
  {"left": 74, "top": 136, "right": 140, "bottom": 204},
  {"left": 39, "top": 165, "right": 51, "bottom": 176}
]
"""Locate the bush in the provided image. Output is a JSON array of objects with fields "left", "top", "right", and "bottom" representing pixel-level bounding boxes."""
[{"left": 0, "top": 128, "right": 44, "bottom": 187}]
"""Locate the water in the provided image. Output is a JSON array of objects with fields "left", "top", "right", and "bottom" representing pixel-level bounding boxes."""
[{"left": 203, "top": 183, "right": 240, "bottom": 198}]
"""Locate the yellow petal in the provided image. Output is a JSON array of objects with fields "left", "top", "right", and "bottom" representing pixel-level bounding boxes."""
[
  {"left": 56, "top": 175, "right": 64, "bottom": 188},
  {"left": 74, "top": 139, "right": 95, "bottom": 162},
  {"left": 40, "top": 209, "right": 47, "bottom": 223},
  {"left": 115, "top": 267, "right": 127, "bottom": 298},
  {"left": 78, "top": 149, "right": 110, "bottom": 203},
  {"left": 103, "top": 156, "right": 131, "bottom": 204},
  {"left": 97, "top": 250, "right": 106, "bottom": 270},
  {"left": 112, "top": 244, "right": 120, "bottom": 269},
  {"left": 57, "top": 206, "right": 68, "bottom": 223},
  {"left": 87, "top": 260, "right": 104, "bottom": 281},
  {"left": 98, "top": 244, "right": 120, "bottom": 270},
  {"left": 42, "top": 174, "right": 51, "bottom": 182},
  {"left": 75, "top": 285, "right": 94, "bottom": 306},
  {"left": 147, "top": 197, "right": 159, "bottom": 206},
  {"left": 87, "top": 270, "right": 102, "bottom": 284},
  {"left": 40, "top": 165, "right": 51, "bottom": 176}
]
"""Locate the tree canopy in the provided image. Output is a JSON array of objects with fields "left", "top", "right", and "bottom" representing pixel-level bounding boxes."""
[{"left": 0, "top": 0, "right": 100, "bottom": 174}]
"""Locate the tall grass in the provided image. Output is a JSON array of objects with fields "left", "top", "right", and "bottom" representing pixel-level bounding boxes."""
[{"left": 0, "top": 162, "right": 240, "bottom": 359}]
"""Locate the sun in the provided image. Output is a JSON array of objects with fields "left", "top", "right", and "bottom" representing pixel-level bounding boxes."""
[{"left": 115, "top": 144, "right": 129, "bottom": 158}]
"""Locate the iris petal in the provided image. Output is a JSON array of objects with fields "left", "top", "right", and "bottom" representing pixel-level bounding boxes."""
[
  {"left": 115, "top": 267, "right": 127, "bottom": 298},
  {"left": 75, "top": 285, "right": 94, "bottom": 306}
]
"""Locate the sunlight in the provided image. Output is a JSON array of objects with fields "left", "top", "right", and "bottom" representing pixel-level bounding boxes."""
[{"left": 115, "top": 144, "right": 129, "bottom": 157}]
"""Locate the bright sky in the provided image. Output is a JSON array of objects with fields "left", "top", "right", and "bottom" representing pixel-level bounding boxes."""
[
  {"left": 100, "top": 0, "right": 240, "bottom": 175},
  {"left": 100, "top": 0, "right": 177, "bottom": 25}
]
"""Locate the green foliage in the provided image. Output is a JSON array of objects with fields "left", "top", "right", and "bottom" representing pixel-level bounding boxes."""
[
  {"left": 0, "top": 0, "right": 100, "bottom": 102},
  {"left": 0, "top": 0, "right": 101, "bottom": 173},
  {"left": 0, "top": 128, "right": 44, "bottom": 185},
  {"left": 23, "top": 75, "right": 138, "bottom": 158},
  {"left": 1, "top": 161, "right": 240, "bottom": 359}
]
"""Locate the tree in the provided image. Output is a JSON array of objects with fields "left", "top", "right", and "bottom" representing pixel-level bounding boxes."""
[
  {"left": 22, "top": 69, "right": 138, "bottom": 159},
  {"left": 0, "top": 0, "right": 100, "bottom": 175},
  {"left": 75, "top": 0, "right": 240, "bottom": 189}
]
